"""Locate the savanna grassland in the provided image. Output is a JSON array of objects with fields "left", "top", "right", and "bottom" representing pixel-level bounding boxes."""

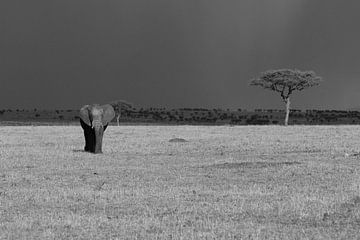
[{"left": 1, "top": 125, "right": 360, "bottom": 239}]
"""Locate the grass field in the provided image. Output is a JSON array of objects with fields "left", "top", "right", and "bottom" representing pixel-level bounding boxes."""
[{"left": 1, "top": 125, "right": 360, "bottom": 239}]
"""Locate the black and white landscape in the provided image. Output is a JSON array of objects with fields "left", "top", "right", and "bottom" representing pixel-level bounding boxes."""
[{"left": 1, "top": 1, "right": 360, "bottom": 239}]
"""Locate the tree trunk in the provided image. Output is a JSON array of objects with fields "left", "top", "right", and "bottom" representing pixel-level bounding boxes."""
[
  {"left": 284, "top": 97, "right": 291, "bottom": 126},
  {"left": 116, "top": 114, "right": 120, "bottom": 126}
]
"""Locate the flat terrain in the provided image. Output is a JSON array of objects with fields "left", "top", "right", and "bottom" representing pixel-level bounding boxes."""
[{"left": 1, "top": 125, "right": 360, "bottom": 239}]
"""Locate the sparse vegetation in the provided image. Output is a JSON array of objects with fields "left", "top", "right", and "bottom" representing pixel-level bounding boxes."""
[{"left": 1, "top": 125, "right": 360, "bottom": 239}]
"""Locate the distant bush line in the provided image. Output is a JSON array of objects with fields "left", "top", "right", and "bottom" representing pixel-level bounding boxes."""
[{"left": 1, "top": 108, "right": 360, "bottom": 125}]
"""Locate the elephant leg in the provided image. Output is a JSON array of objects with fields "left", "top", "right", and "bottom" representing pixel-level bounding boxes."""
[
  {"left": 88, "top": 129, "right": 96, "bottom": 153},
  {"left": 80, "top": 119, "right": 95, "bottom": 152}
]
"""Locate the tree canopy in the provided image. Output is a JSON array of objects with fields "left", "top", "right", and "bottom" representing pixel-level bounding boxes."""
[
  {"left": 109, "top": 100, "right": 134, "bottom": 125},
  {"left": 109, "top": 100, "right": 134, "bottom": 113},
  {"left": 250, "top": 69, "right": 322, "bottom": 102}
]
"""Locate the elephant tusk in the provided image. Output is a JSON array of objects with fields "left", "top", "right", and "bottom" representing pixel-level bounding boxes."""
[{"left": 91, "top": 120, "right": 103, "bottom": 129}]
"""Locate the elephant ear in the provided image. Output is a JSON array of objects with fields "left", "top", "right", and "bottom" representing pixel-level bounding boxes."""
[
  {"left": 79, "top": 105, "right": 91, "bottom": 126},
  {"left": 101, "top": 104, "right": 115, "bottom": 125}
]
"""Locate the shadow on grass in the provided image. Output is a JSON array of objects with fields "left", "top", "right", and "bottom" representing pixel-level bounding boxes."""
[
  {"left": 207, "top": 161, "right": 301, "bottom": 169},
  {"left": 72, "top": 149, "right": 102, "bottom": 154},
  {"left": 169, "top": 138, "right": 188, "bottom": 143},
  {"left": 72, "top": 149, "right": 86, "bottom": 153}
]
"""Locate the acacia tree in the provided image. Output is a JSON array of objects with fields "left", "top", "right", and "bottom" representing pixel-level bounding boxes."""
[
  {"left": 250, "top": 69, "right": 322, "bottom": 126},
  {"left": 109, "top": 100, "right": 134, "bottom": 126}
]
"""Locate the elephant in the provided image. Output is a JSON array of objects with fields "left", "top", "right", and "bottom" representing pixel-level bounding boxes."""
[{"left": 79, "top": 104, "right": 115, "bottom": 154}]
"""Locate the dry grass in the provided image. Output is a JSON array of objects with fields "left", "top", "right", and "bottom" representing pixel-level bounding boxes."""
[{"left": 1, "top": 125, "right": 360, "bottom": 239}]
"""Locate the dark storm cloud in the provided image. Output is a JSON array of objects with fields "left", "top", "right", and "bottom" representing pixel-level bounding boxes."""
[{"left": 1, "top": 0, "right": 360, "bottom": 109}]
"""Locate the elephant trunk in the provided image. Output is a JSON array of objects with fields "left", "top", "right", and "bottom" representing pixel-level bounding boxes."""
[{"left": 92, "top": 120, "right": 104, "bottom": 154}]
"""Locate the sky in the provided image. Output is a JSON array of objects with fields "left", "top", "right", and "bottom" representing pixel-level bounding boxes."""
[{"left": 1, "top": 0, "right": 360, "bottom": 110}]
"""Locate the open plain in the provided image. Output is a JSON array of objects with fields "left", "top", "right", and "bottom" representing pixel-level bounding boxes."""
[{"left": 1, "top": 125, "right": 360, "bottom": 239}]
